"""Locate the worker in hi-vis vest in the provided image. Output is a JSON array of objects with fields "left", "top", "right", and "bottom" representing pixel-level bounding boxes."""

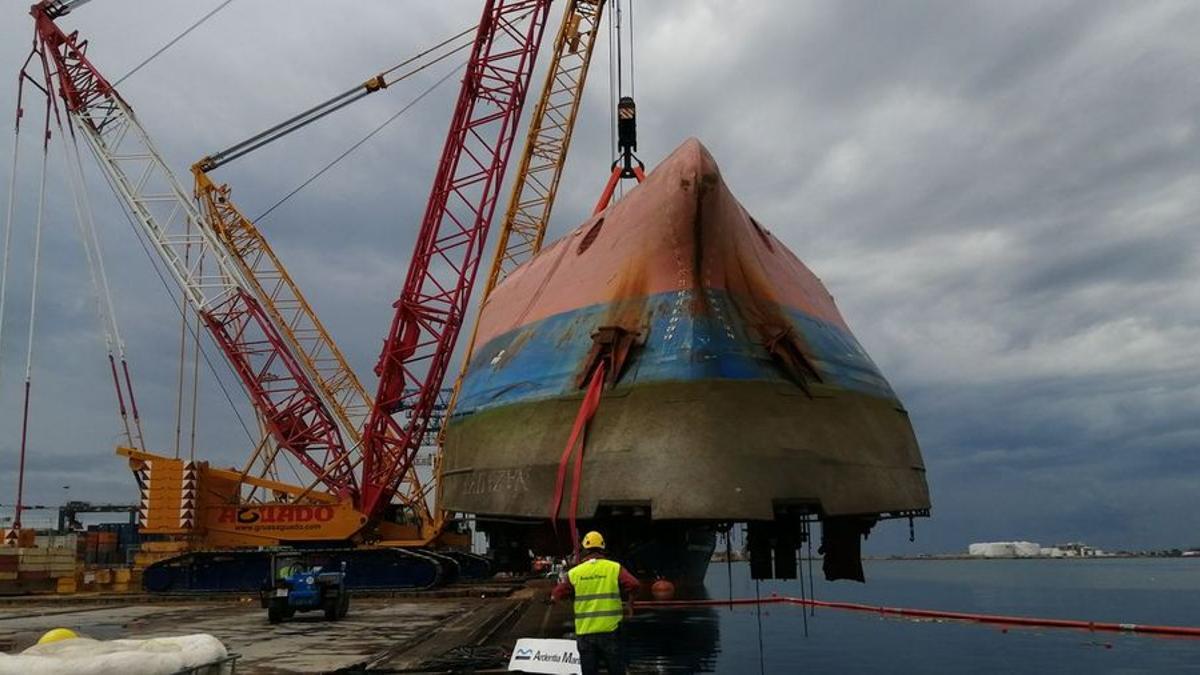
[{"left": 551, "top": 531, "right": 641, "bottom": 675}]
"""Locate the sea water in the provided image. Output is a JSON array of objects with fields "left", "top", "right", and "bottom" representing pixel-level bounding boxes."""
[{"left": 620, "top": 558, "right": 1200, "bottom": 673}]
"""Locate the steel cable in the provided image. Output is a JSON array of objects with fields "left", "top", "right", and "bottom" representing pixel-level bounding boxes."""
[
  {"left": 66, "top": 124, "right": 147, "bottom": 448},
  {"left": 189, "top": 256, "right": 203, "bottom": 461},
  {"left": 379, "top": 24, "right": 478, "bottom": 79},
  {"left": 725, "top": 528, "right": 734, "bottom": 608},
  {"left": 755, "top": 579, "right": 766, "bottom": 675},
  {"left": 204, "top": 27, "right": 477, "bottom": 171},
  {"left": 798, "top": 531, "right": 809, "bottom": 637},
  {"left": 615, "top": 0, "right": 623, "bottom": 97},
  {"left": 58, "top": 115, "right": 133, "bottom": 446},
  {"left": 23, "top": 112, "right": 50, "bottom": 394},
  {"left": 807, "top": 520, "right": 816, "bottom": 616},
  {"left": 114, "top": 0, "right": 236, "bottom": 87},
  {"left": 0, "top": 104, "right": 22, "bottom": 395},
  {"left": 628, "top": 0, "right": 635, "bottom": 100},
  {"left": 15, "top": 110, "right": 52, "bottom": 530},
  {"left": 252, "top": 62, "right": 465, "bottom": 224},
  {"left": 81, "top": 134, "right": 259, "bottom": 447},
  {"left": 607, "top": 1, "right": 616, "bottom": 164},
  {"left": 173, "top": 216, "right": 192, "bottom": 459}
]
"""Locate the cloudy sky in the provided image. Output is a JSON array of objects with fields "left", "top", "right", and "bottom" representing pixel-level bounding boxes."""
[{"left": 0, "top": 1, "right": 1197, "bottom": 554}]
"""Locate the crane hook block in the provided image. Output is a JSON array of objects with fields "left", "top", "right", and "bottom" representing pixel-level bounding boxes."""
[{"left": 617, "top": 96, "right": 637, "bottom": 154}]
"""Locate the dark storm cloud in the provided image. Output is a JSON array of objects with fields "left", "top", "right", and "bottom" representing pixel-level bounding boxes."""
[
  {"left": 1, "top": 1, "right": 1198, "bottom": 554},
  {"left": 1016, "top": 234, "right": 1190, "bottom": 296}
]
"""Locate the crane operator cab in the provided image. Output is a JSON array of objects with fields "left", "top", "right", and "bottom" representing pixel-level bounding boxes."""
[{"left": 261, "top": 553, "right": 350, "bottom": 624}]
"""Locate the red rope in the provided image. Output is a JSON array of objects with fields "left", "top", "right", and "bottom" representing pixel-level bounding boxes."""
[
  {"left": 635, "top": 595, "right": 1200, "bottom": 639},
  {"left": 548, "top": 361, "right": 607, "bottom": 556}
]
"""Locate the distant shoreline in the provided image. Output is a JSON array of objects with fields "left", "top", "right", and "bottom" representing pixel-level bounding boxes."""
[
  {"left": 711, "top": 553, "right": 1197, "bottom": 562},
  {"left": 865, "top": 553, "right": 1198, "bottom": 561}
]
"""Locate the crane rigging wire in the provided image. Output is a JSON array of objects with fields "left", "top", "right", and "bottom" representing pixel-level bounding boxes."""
[
  {"left": 4, "top": 0, "right": 239, "bottom": 462},
  {"left": 5, "top": 0, "right": 232, "bottom": 458},
  {"left": 90, "top": 14, "right": 478, "bottom": 467},
  {"left": 0, "top": 108, "right": 21, "bottom": 397},
  {"left": 380, "top": 24, "right": 478, "bottom": 79},
  {"left": 6, "top": 4, "right": 537, "bottom": 526},
  {"left": 15, "top": 97, "right": 52, "bottom": 531},
  {"left": 18, "top": 2, "right": 545, "bottom": 523},
  {"left": 628, "top": 0, "right": 636, "bottom": 100},
  {"left": 74, "top": 129, "right": 148, "bottom": 449},
  {"left": 607, "top": 3, "right": 616, "bottom": 164},
  {"left": 131, "top": 248, "right": 256, "bottom": 449},
  {"left": 174, "top": 21, "right": 484, "bottom": 475},
  {"left": 78, "top": 135, "right": 260, "bottom": 448},
  {"left": 113, "top": 0, "right": 236, "bottom": 87},
  {"left": 172, "top": 225, "right": 191, "bottom": 459},
  {"left": 64, "top": 112, "right": 152, "bottom": 449},
  {"left": 6, "top": 32, "right": 157, "bottom": 520},
  {"left": 80, "top": 16, "right": 477, "bottom": 456},
  {"left": 607, "top": 0, "right": 637, "bottom": 197},
  {"left": 755, "top": 579, "right": 766, "bottom": 675},
  {"left": 617, "top": 0, "right": 624, "bottom": 199},
  {"left": 58, "top": 115, "right": 134, "bottom": 447},
  {"left": 253, "top": 61, "right": 466, "bottom": 224},
  {"left": 189, "top": 257, "right": 203, "bottom": 461},
  {"left": 62, "top": 115, "right": 148, "bottom": 448},
  {"left": 122, "top": 213, "right": 258, "bottom": 449},
  {"left": 0, "top": 59, "right": 42, "bottom": 399},
  {"left": 806, "top": 519, "right": 816, "bottom": 617},
  {"left": 202, "top": 25, "right": 477, "bottom": 171},
  {"left": 65, "top": 138, "right": 117, "bottom": 366},
  {"left": 614, "top": 0, "right": 623, "bottom": 98}
]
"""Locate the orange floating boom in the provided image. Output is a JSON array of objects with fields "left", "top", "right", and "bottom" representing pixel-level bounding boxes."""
[{"left": 636, "top": 595, "right": 1200, "bottom": 639}]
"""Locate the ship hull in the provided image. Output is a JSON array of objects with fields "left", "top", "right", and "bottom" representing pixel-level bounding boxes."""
[
  {"left": 444, "top": 138, "right": 929, "bottom": 580},
  {"left": 446, "top": 378, "right": 925, "bottom": 521}
]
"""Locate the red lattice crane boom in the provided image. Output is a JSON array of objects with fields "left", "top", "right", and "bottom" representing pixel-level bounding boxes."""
[
  {"left": 22, "top": 0, "right": 554, "bottom": 556},
  {"left": 27, "top": 4, "right": 359, "bottom": 499},
  {"left": 360, "top": 0, "right": 553, "bottom": 518}
]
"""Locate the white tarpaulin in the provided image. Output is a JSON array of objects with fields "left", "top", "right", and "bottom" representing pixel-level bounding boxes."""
[
  {"left": 0, "top": 634, "right": 228, "bottom": 675},
  {"left": 508, "top": 638, "right": 582, "bottom": 674}
]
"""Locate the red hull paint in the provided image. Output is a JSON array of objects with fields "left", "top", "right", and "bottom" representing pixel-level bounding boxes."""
[{"left": 474, "top": 138, "right": 851, "bottom": 350}]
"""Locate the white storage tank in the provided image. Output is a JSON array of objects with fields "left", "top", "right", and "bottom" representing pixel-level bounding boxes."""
[{"left": 1013, "top": 541, "right": 1041, "bottom": 557}]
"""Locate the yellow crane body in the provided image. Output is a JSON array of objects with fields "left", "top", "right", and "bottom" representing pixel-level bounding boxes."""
[
  {"left": 120, "top": 447, "right": 364, "bottom": 547},
  {"left": 483, "top": 0, "right": 607, "bottom": 295},
  {"left": 192, "top": 169, "right": 431, "bottom": 523}
]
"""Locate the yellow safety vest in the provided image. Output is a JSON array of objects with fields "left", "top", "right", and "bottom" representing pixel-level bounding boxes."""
[{"left": 568, "top": 557, "right": 623, "bottom": 635}]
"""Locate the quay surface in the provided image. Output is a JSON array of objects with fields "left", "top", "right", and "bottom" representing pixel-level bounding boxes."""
[{"left": 0, "top": 582, "right": 567, "bottom": 673}]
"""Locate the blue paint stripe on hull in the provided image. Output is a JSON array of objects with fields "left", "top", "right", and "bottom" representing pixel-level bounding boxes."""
[{"left": 457, "top": 289, "right": 896, "bottom": 415}]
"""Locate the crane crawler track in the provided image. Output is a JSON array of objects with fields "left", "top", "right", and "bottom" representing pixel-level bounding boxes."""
[{"left": 141, "top": 547, "right": 494, "bottom": 594}]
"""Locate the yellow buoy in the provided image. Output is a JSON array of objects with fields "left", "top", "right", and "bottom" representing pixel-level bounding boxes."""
[{"left": 37, "top": 628, "right": 79, "bottom": 645}]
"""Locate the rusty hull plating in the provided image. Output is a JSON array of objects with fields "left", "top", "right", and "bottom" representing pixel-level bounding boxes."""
[{"left": 443, "top": 138, "right": 929, "bottom": 579}]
